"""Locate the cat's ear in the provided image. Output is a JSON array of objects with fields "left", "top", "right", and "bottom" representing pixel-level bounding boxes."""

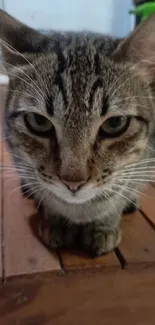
[
  {"left": 0, "top": 9, "right": 48, "bottom": 70},
  {"left": 112, "top": 13, "right": 155, "bottom": 84}
]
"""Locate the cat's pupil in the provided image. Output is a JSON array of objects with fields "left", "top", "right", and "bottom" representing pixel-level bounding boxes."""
[
  {"left": 108, "top": 117, "right": 123, "bottom": 128},
  {"left": 34, "top": 114, "right": 47, "bottom": 126}
]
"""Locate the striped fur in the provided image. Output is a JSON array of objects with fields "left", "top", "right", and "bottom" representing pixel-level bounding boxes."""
[{"left": 1, "top": 10, "right": 155, "bottom": 255}]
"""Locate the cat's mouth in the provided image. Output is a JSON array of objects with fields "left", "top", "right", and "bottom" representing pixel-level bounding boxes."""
[
  {"left": 37, "top": 169, "right": 116, "bottom": 204},
  {"left": 40, "top": 177, "right": 107, "bottom": 204},
  {"left": 52, "top": 187, "right": 100, "bottom": 204}
]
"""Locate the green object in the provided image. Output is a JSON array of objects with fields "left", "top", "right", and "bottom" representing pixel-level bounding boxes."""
[{"left": 129, "top": 2, "right": 155, "bottom": 21}]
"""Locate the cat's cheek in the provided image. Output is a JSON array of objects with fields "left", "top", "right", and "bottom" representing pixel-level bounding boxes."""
[
  {"left": 10, "top": 125, "right": 45, "bottom": 154},
  {"left": 10, "top": 130, "right": 59, "bottom": 180}
]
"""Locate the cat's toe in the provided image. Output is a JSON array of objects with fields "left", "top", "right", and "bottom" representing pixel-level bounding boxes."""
[
  {"left": 81, "top": 223, "right": 121, "bottom": 257},
  {"left": 38, "top": 217, "right": 78, "bottom": 250},
  {"left": 38, "top": 215, "right": 121, "bottom": 257},
  {"left": 38, "top": 218, "right": 65, "bottom": 249}
]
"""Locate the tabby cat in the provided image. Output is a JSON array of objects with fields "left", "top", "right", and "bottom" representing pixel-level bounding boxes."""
[{"left": 1, "top": 9, "right": 155, "bottom": 256}]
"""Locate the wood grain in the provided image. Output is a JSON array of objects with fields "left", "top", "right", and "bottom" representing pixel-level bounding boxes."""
[
  {"left": 60, "top": 250, "right": 120, "bottom": 272},
  {"left": 2, "top": 146, "right": 61, "bottom": 278},
  {"left": 0, "top": 85, "right": 7, "bottom": 281},
  {"left": 1, "top": 269, "right": 155, "bottom": 325},
  {"left": 0, "top": 98, "right": 2, "bottom": 280},
  {"left": 0, "top": 130, "right": 2, "bottom": 281},
  {"left": 120, "top": 210, "right": 155, "bottom": 266}
]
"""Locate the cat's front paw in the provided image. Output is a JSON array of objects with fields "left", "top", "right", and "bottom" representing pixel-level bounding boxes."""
[
  {"left": 38, "top": 216, "right": 78, "bottom": 250},
  {"left": 123, "top": 201, "right": 137, "bottom": 214},
  {"left": 80, "top": 223, "right": 121, "bottom": 256},
  {"left": 38, "top": 214, "right": 121, "bottom": 257}
]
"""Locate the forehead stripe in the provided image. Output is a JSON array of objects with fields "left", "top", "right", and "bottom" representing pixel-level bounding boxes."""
[
  {"left": 89, "top": 78, "right": 103, "bottom": 109},
  {"left": 101, "top": 94, "right": 109, "bottom": 116},
  {"left": 89, "top": 78, "right": 109, "bottom": 115}
]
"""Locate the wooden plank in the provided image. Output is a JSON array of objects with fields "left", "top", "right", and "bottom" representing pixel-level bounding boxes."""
[
  {"left": 3, "top": 145, "right": 61, "bottom": 278},
  {"left": 0, "top": 84, "right": 7, "bottom": 281},
  {"left": 1, "top": 269, "right": 155, "bottom": 325},
  {"left": 0, "top": 117, "right": 2, "bottom": 281},
  {"left": 61, "top": 250, "right": 120, "bottom": 271},
  {"left": 140, "top": 184, "right": 155, "bottom": 225},
  {"left": 60, "top": 250, "right": 120, "bottom": 272},
  {"left": 120, "top": 210, "right": 155, "bottom": 266}
]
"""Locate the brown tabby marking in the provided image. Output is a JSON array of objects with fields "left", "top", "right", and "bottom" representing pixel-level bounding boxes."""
[{"left": 1, "top": 10, "right": 155, "bottom": 256}]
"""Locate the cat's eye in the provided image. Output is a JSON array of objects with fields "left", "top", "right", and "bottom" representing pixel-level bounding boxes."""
[
  {"left": 24, "top": 113, "right": 54, "bottom": 136},
  {"left": 99, "top": 116, "right": 131, "bottom": 138}
]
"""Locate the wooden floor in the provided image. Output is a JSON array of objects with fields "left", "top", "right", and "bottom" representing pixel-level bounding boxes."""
[{"left": 1, "top": 84, "right": 155, "bottom": 324}]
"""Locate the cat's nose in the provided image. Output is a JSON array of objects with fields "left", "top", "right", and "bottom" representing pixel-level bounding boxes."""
[{"left": 61, "top": 179, "right": 86, "bottom": 192}]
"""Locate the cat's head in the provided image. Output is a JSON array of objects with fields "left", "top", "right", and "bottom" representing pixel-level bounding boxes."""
[{"left": 1, "top": 10, "right": 155, "bottom": 204}]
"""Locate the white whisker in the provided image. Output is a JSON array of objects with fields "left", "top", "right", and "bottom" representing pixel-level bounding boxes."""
[
  {"left": 115, "top": 166, "right": 155, "bottom": 173},
  {"left": 24, "top": 186, "right": 41, "bottom": 200},
  {"left": 4, "top": 62, "right": 46, "bottom": 101},
  {"left": 114, "top": 171, "right": 155, "bottom": 177},
  {"left": 109, "top": 55, "right": 155, "bottom": 99},
  {"left": 107, "top": 187, "right": 139, "bottom": 209},
  {"left": 0, "top": 136, "right": 12, "bottom": 142},
  {"left": 7, "top": 89, "right": 41, "bottom": 106},
  {"left": 7, "top": 70, "right": 44, "bottom": 103},
  {"left": 124, "top": 159, "right": 155, "bottom": 169},
  {"left": 36, "top": 188, "right": 46, "bottom": 211},
  {"left": 146, "top": 145, "right": 155, "bottom": 153},
  {"left": 1, "top": 38, "right": 50, "bottom": 100},
  {"left": 112, "top": 182, "right": 152, "bottom": 199},
  {"left": 102, "top": 190, "right": 118, "bottom": 214},
  {"left": 116, "top": 177, "right": 154, "bottom": 183}
]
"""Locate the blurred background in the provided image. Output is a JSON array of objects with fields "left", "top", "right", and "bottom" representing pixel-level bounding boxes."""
[{"left": 0, "top": 0, "right": 134, "bottom": 37}]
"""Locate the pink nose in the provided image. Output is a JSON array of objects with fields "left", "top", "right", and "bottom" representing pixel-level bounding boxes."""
[{"left": 61, "top": 179, "right": 86, "bottom": 192}]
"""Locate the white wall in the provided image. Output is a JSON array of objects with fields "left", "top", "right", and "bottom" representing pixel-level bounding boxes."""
[
  {"left": 0, "top": 0, "right": 4, "bottom": 9},
  {"left": 3, "top": 0, "right": 133, "bottom": 37}
]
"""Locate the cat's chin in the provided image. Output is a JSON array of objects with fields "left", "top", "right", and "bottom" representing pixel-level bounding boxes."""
[
  {"left": 56, "top": 194, "right": 94, "bottom": 205},
  {"left": 49, "top": 186, "right": 102, "bottom": 205}
]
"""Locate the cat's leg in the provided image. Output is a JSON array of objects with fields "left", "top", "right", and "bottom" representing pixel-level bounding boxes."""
[
  {"left": 38, "top": 208, "right": 79, "bottom": 250},
  {"left": 38, "top": 207, "right": 121, "bottom": 256},
  {"left": 79, "top": 221, "right": 121, "bottom": 256}
]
